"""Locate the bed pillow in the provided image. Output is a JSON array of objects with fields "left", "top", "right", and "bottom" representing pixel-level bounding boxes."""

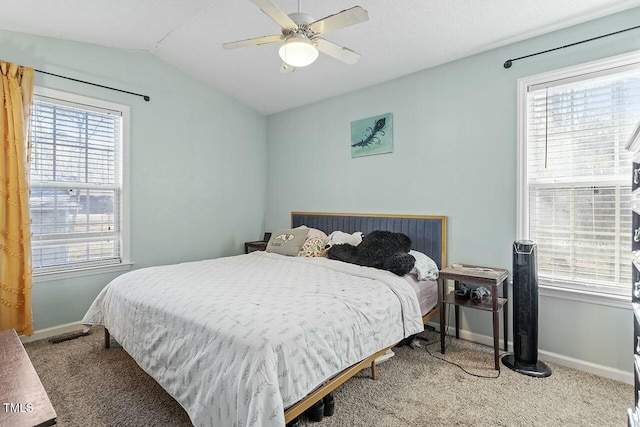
[
  {"left": 409, "top": 250, "right": 439, "bottom": 281},
  {"left": 294, "top": 225, "right": 328, "bottom": 240},
  {"left": 265, "top": 228, "right": 309, "bottom": 256},
  {"left": 326, "top": 230, "right": 364, "bottom": 247},
  {"left": 297, "top": 237, "right": 329, "bottom": 257}
]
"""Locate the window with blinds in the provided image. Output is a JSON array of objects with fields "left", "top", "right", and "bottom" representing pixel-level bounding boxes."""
[
  {"left": 29, "top": 90, "right": 128, "bottom": 275},
  {"left": 524, "top": 65, "right": 640, "bottom": 296}
]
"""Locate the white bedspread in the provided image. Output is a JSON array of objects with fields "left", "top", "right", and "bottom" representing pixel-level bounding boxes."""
[{"left": 82, "top": 252, "right": 423, "bottom": 427}]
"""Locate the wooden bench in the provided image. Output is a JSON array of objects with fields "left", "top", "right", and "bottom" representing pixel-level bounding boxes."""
[{"left": 0, "top": 329, "right": 57, "bottom": 427}]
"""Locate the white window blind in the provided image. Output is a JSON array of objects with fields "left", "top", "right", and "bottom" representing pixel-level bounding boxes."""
[
  {"left": 526, "top": 68, "right": 640, "bottom": 296},
  {"left": 29, "top": 93, "right": 125, "bottom": 274}
]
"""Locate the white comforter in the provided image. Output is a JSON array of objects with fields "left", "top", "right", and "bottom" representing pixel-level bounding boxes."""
[{"left": 82, "top": 251, "right": 423, "bottom": 427}]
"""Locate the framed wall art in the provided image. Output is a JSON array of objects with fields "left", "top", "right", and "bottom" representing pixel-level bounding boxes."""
[{"left": 350, "top": 112, "right": 393, "bottom": 158}]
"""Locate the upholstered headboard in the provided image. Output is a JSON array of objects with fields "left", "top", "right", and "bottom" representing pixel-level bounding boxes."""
[{"left": 291, "top": 212, "right": 447, "bottom": 269}]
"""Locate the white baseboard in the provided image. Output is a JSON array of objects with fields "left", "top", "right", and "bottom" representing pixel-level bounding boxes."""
[
  {"left": 20, "top": 321, "right": 83, "bottom": 344},
  {"left": 537, "top": 348, "right": 633, "bottom": 385},
  {"left": 427, "top": 321, "right": 633, "bottom": 385}
]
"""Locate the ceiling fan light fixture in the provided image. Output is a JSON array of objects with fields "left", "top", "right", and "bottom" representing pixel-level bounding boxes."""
[{"left": 278, "top": 34, "right": 318, "bottom": 67}]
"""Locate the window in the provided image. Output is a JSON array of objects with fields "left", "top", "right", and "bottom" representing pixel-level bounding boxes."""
[
  {"left": 518, "top": 52, "right": 640, "bottom": 301},
  {"left": 29, "top": 88, "right": 130, "bottom": 280}
]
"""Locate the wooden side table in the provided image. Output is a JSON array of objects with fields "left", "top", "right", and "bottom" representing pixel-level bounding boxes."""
[
  {"left": 244, "top": 240, "right": 268, "bottom": 254},
  {"left": 438, "top": 265, "right": 509, "bottom": 370},
  {"left": 0, "top": 329, "right": 57, "bottom": 426}
]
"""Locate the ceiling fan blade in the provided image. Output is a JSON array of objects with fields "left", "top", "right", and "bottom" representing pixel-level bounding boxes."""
[
  {"left": 250, "top": 0, "right": 298, "bottom": 30},
  {"left": 223, "top": 34, "right": 284, "bottom": 49},
  {"left": 309, "top": 6, "right": 368, "bottom": 35},
  {"left": 316, "top": 38, "right": 361, "bottom": 65},
  {"left": 280, "top": 61, "right": 296, "bottom": 73}
]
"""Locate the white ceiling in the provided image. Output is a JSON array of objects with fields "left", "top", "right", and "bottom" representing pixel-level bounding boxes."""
[{"left": 1, "top": 0, "right": 639, "bottom": 115}]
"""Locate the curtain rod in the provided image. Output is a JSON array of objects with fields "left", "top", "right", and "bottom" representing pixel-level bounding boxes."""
[
  {"left": 34, "top": 69, "right": 150, "bottom": 101},
  {"left": 503, "top": 24, "right": 640, "bottom": 69}
]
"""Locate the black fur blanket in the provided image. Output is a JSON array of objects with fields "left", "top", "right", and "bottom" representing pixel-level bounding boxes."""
[{"left": 327, "top": 230, "right": 415, "bottom": 276}]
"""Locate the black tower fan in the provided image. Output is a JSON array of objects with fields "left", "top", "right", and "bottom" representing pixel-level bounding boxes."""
[{"left": 502, "top": 240, "right": 551, "bottom": 377}]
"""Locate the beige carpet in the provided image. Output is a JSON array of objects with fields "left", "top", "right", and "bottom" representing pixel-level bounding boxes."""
[{"left": 24, "top": 327, "right": 632, "bottom": 427}]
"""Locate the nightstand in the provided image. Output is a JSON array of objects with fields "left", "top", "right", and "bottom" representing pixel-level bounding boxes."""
[
  {"left": 244, "top": 241, "right": 267, "bottom": 254},
  {"left": 438, "top": 264, "right": 509, "bottom": 370}
]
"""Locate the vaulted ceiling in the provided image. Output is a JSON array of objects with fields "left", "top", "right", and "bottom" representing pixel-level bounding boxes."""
[{"left": 1, "top": 0, "right": 638, "bottom": 114}]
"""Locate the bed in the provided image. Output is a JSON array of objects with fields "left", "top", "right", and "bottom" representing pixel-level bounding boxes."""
[
  {"left": 82, "top": 212, "right": 447, "bottom": 427},
  {"left": 291, "top": 212, "right": 446, "bottom": 324}
]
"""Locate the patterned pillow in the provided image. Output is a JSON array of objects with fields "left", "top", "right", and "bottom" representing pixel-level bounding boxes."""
[
  {"left": 409, "top": 250, "right": 439, "bottom": 280},
  {"left": 297, "top": 237, "right": 328, "bottom": 257},
  {"left": 265, "top": 228, "right": 309, "bottom": 256},
  {"left": 294, "top": 225, "right": 328, "bottom": 239}
]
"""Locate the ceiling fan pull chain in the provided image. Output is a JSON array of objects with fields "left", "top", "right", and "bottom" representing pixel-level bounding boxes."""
[{"left": 298, "top": 0, "right": 301, "bottom": 14}]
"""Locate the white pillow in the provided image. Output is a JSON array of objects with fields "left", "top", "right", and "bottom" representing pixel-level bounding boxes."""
[
  {"left": 327, "top": 231, "right": 363, "bottom": 247},
  {"left": 409, "top": 250, "right": 439, "bottom": 281}
]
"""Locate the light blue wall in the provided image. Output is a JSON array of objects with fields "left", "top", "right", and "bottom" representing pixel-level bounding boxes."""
[
  {"left": 265, "top": 8, "right": 640, "bottom": 373},
  {"left": 0, "top": 30, "right": 267, "bottom": 331}
]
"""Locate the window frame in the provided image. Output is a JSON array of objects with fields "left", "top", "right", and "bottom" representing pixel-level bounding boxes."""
[
  {"left": 517, "top": 50, "right": 640, "bottom": 309},
  {"left": 30, "top": 87, "right": 132, "bottom": 282}
]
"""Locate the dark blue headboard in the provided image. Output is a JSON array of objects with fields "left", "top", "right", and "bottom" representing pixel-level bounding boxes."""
[{"left": 291, "top": 212, "right": 447, "bottom": 269}]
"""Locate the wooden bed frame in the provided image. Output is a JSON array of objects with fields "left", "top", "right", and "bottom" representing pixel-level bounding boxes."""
[{"left": 104, "top": 212, "right": 447, "bottom": 425}]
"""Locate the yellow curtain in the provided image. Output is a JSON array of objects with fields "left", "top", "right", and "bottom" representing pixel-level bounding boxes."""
[{"left": 0, "top": 61, "right": 34, "bottom": 335}]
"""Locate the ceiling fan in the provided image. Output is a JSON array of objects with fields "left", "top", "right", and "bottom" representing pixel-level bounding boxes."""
[{"left": 223, "top": 0, "right": 369, "bottom": 72}]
